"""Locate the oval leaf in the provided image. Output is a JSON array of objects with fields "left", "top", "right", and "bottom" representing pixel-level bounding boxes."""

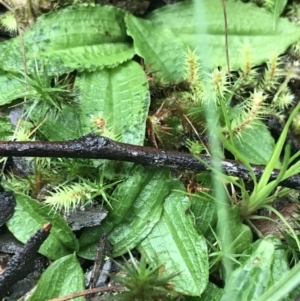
[
  {"left": 78, "top": 165, "right": 161, "bottom": 259},
  {"left": 126, "top": 0, "right": 300, "bottom": 81},
  {"left": 0, "top": 71, "right": 34, "bottom": 106},
  {"left": 35, "top": 105, "right": 83, "bottom": 140},
  {"left": 233, "top": 121, "right": 276, "bottom": 165},
  {"left": 28, "top": 253, "right": 84, "bottom": 301},
  {"left": 0, "top": 116, "right": 13, "bottom": 140},
  {"left": 190, "top": 194, "right": 217, "bottom": 236},
  {"left": 217, "top": 206, "right": 253, "bottom": 254},
  {"left": 6, "top": 193, "right": 78, "bottom": 260},
  {"left": 109, "top": 167, "right": 171, "bottom": 257},
  {"left": 269, "top": 235, "right": 289, "bottom": 283},
  {"left": 221, "top": 240, "right": 275, "bottom": 301},
  {"left": 0, "top": 4, "right": 134, "bottom": 74},
  {"left": 39, "top": 60, "right": 150, "bottom": 142},
  {"left": 125, "top": 14, "right": 185, "bottom": 82},
  {"left": 199, "top": 282, "right": 224, "bottom": 301},
  {"left": 74, "top": 60, "right": 150, "bottom": 145},
  {"left": 139, "top": 186, "right": 209, "bottom": 296}
]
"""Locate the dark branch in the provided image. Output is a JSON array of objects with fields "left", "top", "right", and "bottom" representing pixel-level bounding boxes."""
[
  {"left": 0, "top": 134, "right": 299, "bottom": 189},
  {"left": 0, "top": 223, "right": 51, "bottom": 298}
]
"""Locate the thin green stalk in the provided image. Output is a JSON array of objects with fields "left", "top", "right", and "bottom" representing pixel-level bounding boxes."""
[
  {"left": 263, "top": 204, "right": 300, "bottom": 251},
  {"left": 284, "top": 158, "right": 300, "bottom": 180},
  {"left": 256, "top": 101, "right": 300, "bottom": 190},
  {"left": 219, "top": 97, "right": 235, "bottom": 148},
  {"left": 288, "top": 149, "right": 300, "bottom": 164},
  {"left": 194, "top": 0, "right": 233, "bottom": 280},
  {"left": 247, "top": 144, "right": 291, "bottom": 214}
]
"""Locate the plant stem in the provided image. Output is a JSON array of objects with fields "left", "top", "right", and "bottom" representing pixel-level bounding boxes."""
[{"left": 0, "top": 223, "right": 52, "bottom": 298}]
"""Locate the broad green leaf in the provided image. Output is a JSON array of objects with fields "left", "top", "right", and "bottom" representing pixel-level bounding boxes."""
[
  {"left": 109, "top": 165, "right": 155, "bottom": 224},
  {"left": 28, "top": 253, "right": 84, "bottom": 301},
  {"left": 77, "top": 165, "right": 148, "bottom": 258},
  {"left": 0, "top": 71, "right": 33, "bottom": 106},
  {"left": 199, "top": 282, "right": 223, "bottom": 301},
  {"left": 221, "top": 240, "right": 275, "bottom": 301},
  {"left": 125, "top": 14, "right": 184, "bottom": 81},
  {"left": 184, "top": 282, "right": 223, "bottom": 301},
  {"left": 264, "top": 236, "right": 297, "bottom": 300},
  {"left": 242, "top": 235, "right": 289, "bottom": 282},
  {"left": 77, "top": 223, "right": 111, "bottom": 260},
  {"left": 257, "top": 261, "right": 300, "bottom": 301},
  {"left": 78, "top": 165, "right": 171, "bottom": 259},
  {"left": 269, "top": 235, "right": 289, "bottom": 284},
  {"left": 0, "top": 5, "right": 134, "bottom": 74},
  {"left": 217, "top": 206, "right": 253, "bottom": 254},
  {"left": 74, "top": 60, "right": 150, "bottom": 145},
  {"left": 233, "top": 121, "right": 276, "bottom": 165},
  {"left": 190, "top": 194, "right": 217, "bottom": 235},
  {"left": 242, "top": 235, "right": 291, "bottom": 300},
  {"left": 151, "top": 1, "right": 299, "bottom": 69},
  {"left": 39, "top": 60, "right": 149, "bottom": 142},
  {"left": 34, "top": 105, "right": 83, "bottom": 140},
  {"left": 126, "top": 0, "right": 300, "bottom": 81},
  {"left": 139, "top": 186, "right": 209, "bottom": 296},
  {"left": 6, "top": 193, "right": 78, "bottom": 260},
  {"left": 0, "top": 116, "right": 13, "bottom": 140},
  {"left": 77, "top": 163, "right": 144, "bottom": 258},
  {"left": 109, "top": 167, "right": 171, "bottom": 256}
]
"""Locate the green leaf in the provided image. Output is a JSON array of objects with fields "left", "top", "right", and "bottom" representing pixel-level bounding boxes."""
[
  {"left": 28, "top": 253, "right": 84, "bottom": 301},
  {"left": 126, "top": 0, "right": 300, "bottom": 81},
  {"left": 109, "top": 165, "right": 155, "bottom": 224},
  {"left": 248, "top": 102, "right": 300, "bottom": 209},
  {"left": 6, "top": 193, "right": 78, "bottom": 260},
  {"left": 190, "top": 194, "right": 217, "bottom": 235},
  {"left": 257, "top": 261, "right": 300, "bottom": 301},
  {"left": 78, "top": 222, "right": 112, "bottom": 260},
  {"left": 0, "top": 116, "right": 13, "bottom": 140},
  {"left": 125, "top": 13, "right": 185, "bottom": 82},
  {"left": 39, "top": 61, "right": 150, "bottom": 142},
  {"left": 221, "top": 240, "right": 275, "bottom": 301},
  {"left": 78, "top": 165, "right": 158, "bottom": 259},
  {"left": 0, "top": 71, "right": 32, "bottom": 106},
  {"left": 242, "top": 236, "right": 293, "bottom": 301},
  {"left": 217, "top": 206, "right": 253, "bottom": 254},
  {"left": 183, "top": 282, "right": 223, "bottom": 301},
  {"left": 36, "top": 105, "right": 83, "bottom": 140},
  {"left": 0, "top": 4, "right": 134, "bottom": 74},
  {"left": 269, "top": 235, "right": 289, "bottom": 284},
  {"left": 233, "top": 121, "right": 276, "bottom": 165},
  {"left": 199, "top": 282, "right": 223, "bottom": 301},
  {"left": 109, "top": 167, "right": 171, "bottom": 256},
  {"left": 241, "top": 235, "right": 290, "bottom": 286},
  {"left": 139, "top": 186, "right": 209, "bottom": 296},
  {"left": 74, "top": 60, "right": 150, "bottom": 145}
]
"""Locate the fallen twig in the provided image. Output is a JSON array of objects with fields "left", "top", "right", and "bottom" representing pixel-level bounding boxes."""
[
  {"left": 0, "top": 134, "right": 300, "bottom": 189},
  {"left": 46, "top": 285, "right": 125, "bottom": 301},
  {"left": 0, "top": 191, "right": 16, "bottom": 226},
  {"left": 0, "top": 223, "right": 52, "bottom": 298}
]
